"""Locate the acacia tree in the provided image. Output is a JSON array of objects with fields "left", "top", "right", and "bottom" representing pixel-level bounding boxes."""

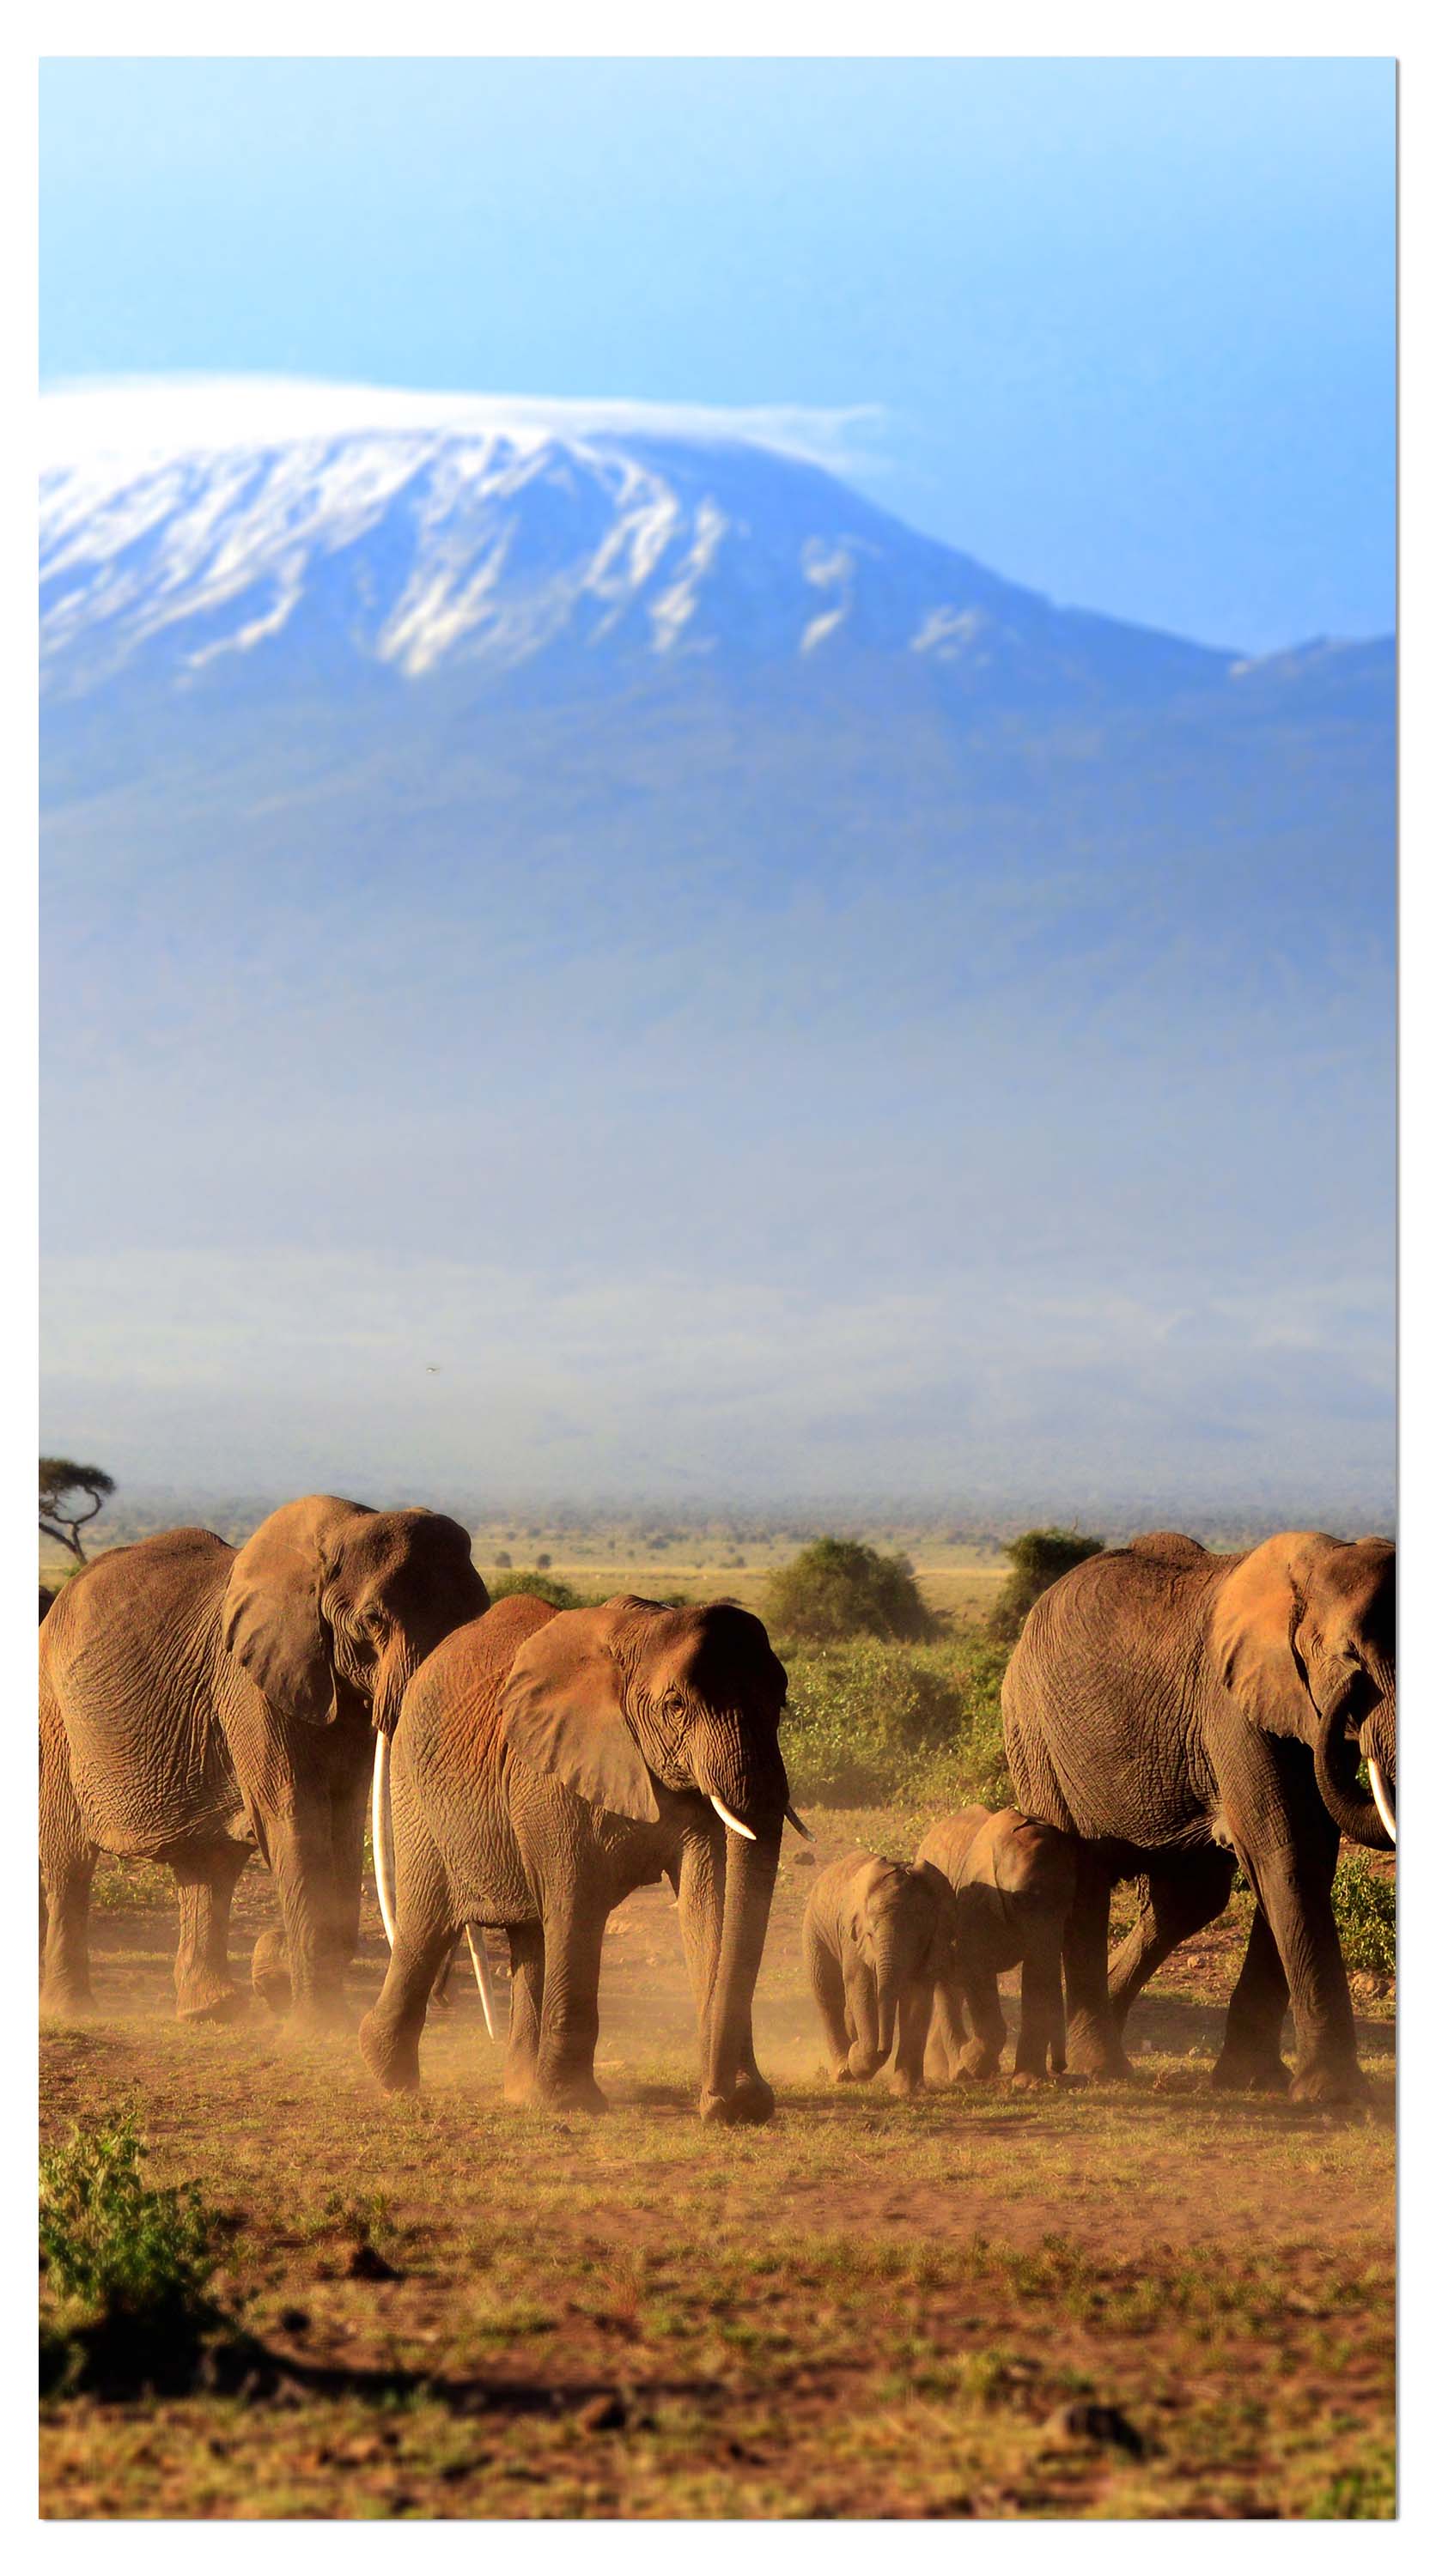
[
  {"left": 989, "top": 1528, "right": 1104, "bottom": 1643},
  {"left": 764, "top": 1536, "right": 934, "bottom": 1645},
  {"left": 40, "top": 1457, "right": 116, "bottom": 1565}
]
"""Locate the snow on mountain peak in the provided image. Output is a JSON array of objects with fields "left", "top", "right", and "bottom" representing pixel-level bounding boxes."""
[{"left": 39, "top": 375, "right": 1244, "bottom": 707}]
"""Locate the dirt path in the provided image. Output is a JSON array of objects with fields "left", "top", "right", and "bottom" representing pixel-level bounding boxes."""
[{"left": 41, "top": 1821, "right": 1395, "bottom": 2519}]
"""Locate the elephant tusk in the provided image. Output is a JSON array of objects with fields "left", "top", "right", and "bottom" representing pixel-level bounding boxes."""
[
  {"left": 371, "top": 1732, "right": 398, "bottom": 1948},
  {"left": 709, "top": 1791, "right": 757, "bottom": 1842},
  {"left": 784, "top": 1802, "right": 814, "bottom": 1841},
  {"left": 1369, "top": 1757, "right": 1397, "bottom": 1844},
  {"left": 465, "top": 1927, "right": 498, "bottom": 2040}
]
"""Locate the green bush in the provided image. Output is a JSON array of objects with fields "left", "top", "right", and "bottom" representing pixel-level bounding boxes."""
[
  {"left": 40, "top": 2112, "right": 225, "bottom": 2394},
  {"left": 1330, "top": 1856, "right": 1396, "bottom": 1975},
  {"left": 989, "top": 1528, "right": 1104, "bottom": 1643},
  {"left": 41, "top": 2112, "right": 219, "bottom": 2321},
  {"left": 764, "top": 1537, "right": 934, "bottom": 1645},
  {"left": 781, "top": 1635, "right": 1013, "bottom": 1808},
  {"left": 486, "top": 1571, "right": 594, "bottom": 1610}
]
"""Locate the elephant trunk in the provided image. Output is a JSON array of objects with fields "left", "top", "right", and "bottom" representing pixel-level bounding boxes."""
[
  {"left": 1313, "top": 1688, "right": 1395, "bottom": 1852},
  {"left": 691, "top": 1716, "right": 786, "bottom": 2112},
  {"left": 870, "top": 1924, "right": 903, "bottom": 2067},
  {"left": 372, "top": 1631, "right": 427, "bottom": 1741}
]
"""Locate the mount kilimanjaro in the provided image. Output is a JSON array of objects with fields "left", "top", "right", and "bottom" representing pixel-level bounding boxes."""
[{"left": 40, "top": 393, "right": 1395, "bottom": 1512}]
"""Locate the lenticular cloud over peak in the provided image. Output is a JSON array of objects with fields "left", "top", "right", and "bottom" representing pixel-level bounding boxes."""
[{"left": 38, "top": 374, "right": 885, "bottom": 474}]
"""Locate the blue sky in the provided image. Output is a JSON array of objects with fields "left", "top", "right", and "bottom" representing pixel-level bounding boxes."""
[{"left": 40, "top": 55, "right": 1394, "bottom": 653}]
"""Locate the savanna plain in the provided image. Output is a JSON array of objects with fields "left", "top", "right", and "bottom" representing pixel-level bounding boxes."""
[{"left": 40, "top": 1549, "right": 1396, "bottom": 2521}]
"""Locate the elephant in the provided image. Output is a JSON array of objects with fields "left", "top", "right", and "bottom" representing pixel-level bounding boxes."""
[
  {"left": 40, "top": 1496, "right": 487, "bottom": 2030},
  {"left": 915, "top": 1807, "right": 1076, "bottom": 2087},
  {"left": 358, "top": 1590, "right": 800, "bottom": 2123},
  {"left": 801, "top": 1850, "right": 956, "bottom": 2097},
  {"left": 1001, "top": 1529, "right": 1396, "bottom": 2103}
]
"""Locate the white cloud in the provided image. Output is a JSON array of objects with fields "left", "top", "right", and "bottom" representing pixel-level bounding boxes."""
[{"left": 38, "top": 374, "right": 885, "bottom": 477}]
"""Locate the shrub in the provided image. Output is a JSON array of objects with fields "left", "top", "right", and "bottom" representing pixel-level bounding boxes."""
[
  {"left": 486, "top": 1571, "right": 593, "bottom": 1610},
  {"left": 765, "top": 1537, "right": 934, "bottom": 1645},
  {"left": 781, "top": 1635, "right": 1013, "bottom": 1809},
  {"left": 989, "top": 1528, "right": 1104, "bottom": 1643},
  {"left": 40, "top": 2113, "right": 223, "bottom": 2393},
  {"left": 1330, "top": 1856, "right": 1396, "bottom": 1975}
]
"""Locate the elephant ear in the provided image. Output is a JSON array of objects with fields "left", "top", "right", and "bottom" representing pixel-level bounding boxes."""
[
  {"left": 1209, "top": 1534, "right": 1328, "bottom": 1736},
  {"left": 501, "top": 1602, "right": 661, "bottom": 1825},
  {"left": 221, "top": 1495, "right": 369, "bottom": 1725}
]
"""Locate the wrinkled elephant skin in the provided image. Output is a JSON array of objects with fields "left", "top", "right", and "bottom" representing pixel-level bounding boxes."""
[
  {"left": 1002, "top": 1529, "right": 1395, "bottom": 2102},
  {"left": 40, "top": 1497, "right": 486, "bottom": 2029},
  {"left": 358, "top": 1592, "right": 790, "bottom": 2123}
]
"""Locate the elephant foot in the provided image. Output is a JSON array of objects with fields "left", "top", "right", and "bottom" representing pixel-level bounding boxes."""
[
  {"left": 957, "top": 2043, "right": 1001, "bottom": 2081},
  {"left": 1212, "top": 2048, "right": 1291, "bottom": 2095},
  {"left": 251, "top": 1929, "right": 291, "bottom": 2016},
  {"left": 1289, "top": 2063, "right": 1368, "bottom": 2107},
  {"left": 830, "top": 2061, "right": 856, "bottom": 2085},
  {"left": 700, "top": 2085, "right": 772, "bottom": 2125},
  {"left": 285, "top": 1992, "right": 355, "bottom": 2038},
  {"left": 889, "top": 2071, "right": 925, "bottom": 2100},
  {"left": 1066, "top": 2023, "right": 1134, "bottom": 2081},
  {"left": 176, "top": 1978, "right": 247, "bottom": 2025},
  {"left": 1052, "top": 2069, "right": 1088, "bottom": 2089},
  {"left": 1009, "top": 2069, "right": 1050, "bottom": 2092},
  {"left": 358, "top": 2008, "right": 421, "bottom": 2094},
  {"left": 40, "top": 1977, "right": 95, "bottom": 2021},
  {"left": 847, "top": 2050, "right": 886, "bottom": 2082},
  {"left": 532, "top": 2070, "right": 610, "bottom": 2117},
  {"left": 729, "top": 2073, "right": 776, "bottom": 2125}
]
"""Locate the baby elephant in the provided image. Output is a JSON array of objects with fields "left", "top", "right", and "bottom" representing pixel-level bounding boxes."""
[
  {"left": 916, "top": 1807, "right": 1078, "bottom": 2087},
  {"left": 803, "top": 1850, "right": 955, "bottom": 2097}
]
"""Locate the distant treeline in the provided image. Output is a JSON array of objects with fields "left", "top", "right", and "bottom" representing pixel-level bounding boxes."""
[{"left": 70, "top": 1490, "right": 1394, "bottom": 1560}]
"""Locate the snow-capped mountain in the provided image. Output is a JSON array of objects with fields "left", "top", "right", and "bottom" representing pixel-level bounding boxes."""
[
  {"left": 42, "top": 400, "right": 1244, "bottom": 708},
  {"left": 40, "top": 383, "right": 1393, "bottom": 1514}
]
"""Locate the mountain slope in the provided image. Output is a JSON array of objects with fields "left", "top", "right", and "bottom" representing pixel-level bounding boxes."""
[{"left": 39, "top": 393, "right": 1395, "bottom": 1512}]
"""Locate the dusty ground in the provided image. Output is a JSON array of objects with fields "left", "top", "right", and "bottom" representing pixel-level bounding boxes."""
[{"left": 40, "top": 1814, "right": 1395, "bottom": 2521}]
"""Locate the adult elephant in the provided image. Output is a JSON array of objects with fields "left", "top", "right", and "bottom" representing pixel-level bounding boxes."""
[
  {"left": 1002, "top": 1530, "right": 1395, "bottom": 2103},
  {"left": 40, "top": 1497, "right": 486, "bottom": 2029},
  {"left": 359, "top": 1590, "right": 800, "bottom": 2123}
]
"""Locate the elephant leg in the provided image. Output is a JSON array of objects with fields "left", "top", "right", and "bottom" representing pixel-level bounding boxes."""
[
  {"left": 1108, "top": 1848, "right": 1235, "bottom": 2039},
  {"left": 265, "top": 1798, "right": 350, "bottom": 2031},
  {"left": 1214, "top": 1906, "right": 1293, "bottom": 2092},
  {"left": 1013, "top": 1928, "right": 1068, "bottom": 2082},
  {"left": 923, "top": 1977, "right": 965, "bottom": 2085},
  {"left": 675, "top": 1832, "right": 723, "bottom": 2066},
  {"left": 805, "top": 1923, "right": 855, "bottom": 2083},
  {"left": 503, "top": 1923, "right": 545, "bottom": 2105},
  {"left": 1236, "top": 1812, "right": 1360, "bottom": 2101},
  {"left": 891, "top": 1977, "right": 934, "bottom": 2097},
  {"left": 1063, "top": 1848, "right": 1132, "bottom": 2077},
  {"left": 358, "top": 1911, "right": 455, "bottom": 2094},
  {"left": 956, "top": 1969, "right": 1007, "bottom": 2078},
  {"left": 326, "top": 1753, "right": 370, "bottom": 1978},
  {"left": 532, "top": 1899, "right": 610, "bottom": 2115},
  {"left": 172, "top": 1844, "right": 249, "bottom": 2021},
  {"left": 39, "top": 1697, "right": 97, "bottom": 2017}
]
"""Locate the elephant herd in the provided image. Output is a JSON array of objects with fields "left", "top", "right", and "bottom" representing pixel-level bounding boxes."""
[{"left": 39, "top": 1501, "right": 1395, "bottom": 2118}]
